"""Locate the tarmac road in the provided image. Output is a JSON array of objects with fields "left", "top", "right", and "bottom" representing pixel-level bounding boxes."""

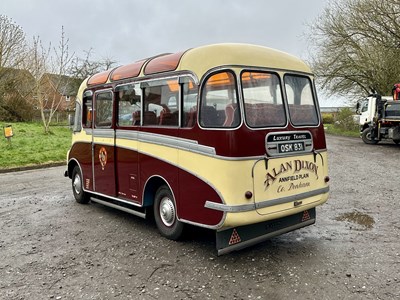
[{"left": 0, "top": 135, "right": 399, "bottom": 300}]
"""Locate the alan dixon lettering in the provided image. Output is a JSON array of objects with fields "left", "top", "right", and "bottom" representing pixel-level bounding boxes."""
[{"left": 264, "top": 159, "right": 318, "bottom": 191}]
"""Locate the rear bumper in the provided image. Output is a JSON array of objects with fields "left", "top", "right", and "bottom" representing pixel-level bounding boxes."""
[{"left": 216, "top": 208, "right": 315, "bottom": 255}]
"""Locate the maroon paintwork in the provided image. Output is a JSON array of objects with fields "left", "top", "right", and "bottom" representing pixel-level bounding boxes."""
[{"left": 69, "top": 117, "right": 326, "bottom": 227}]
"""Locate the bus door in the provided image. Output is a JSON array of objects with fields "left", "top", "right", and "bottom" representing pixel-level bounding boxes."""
[
  {"left": 92, "top": 90, "right": 116, "bottom": 197},
  {"left": 115, "top": 84, "right": 141, "bottom": 202}
]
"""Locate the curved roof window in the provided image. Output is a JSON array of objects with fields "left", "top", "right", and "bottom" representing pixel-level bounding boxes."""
[
  {"left": 110, "top": 60, "right": 146, "bottom": 81},
  {"left": 144, "top": 51, "right": 185, "bottom": 75},
  {"left": 87, "top": 69, "right": 113, "bottom": 86}
]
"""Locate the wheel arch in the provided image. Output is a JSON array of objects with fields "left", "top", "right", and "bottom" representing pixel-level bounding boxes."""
[
  {"left": 67, "top": 158, "right": 80, "bottom": 179},
  {"left": 143, "top": 175, "right": 176, "bottom": 208},
  {"left": 362, "top": 123, "right": 370, "bottom": 131}
]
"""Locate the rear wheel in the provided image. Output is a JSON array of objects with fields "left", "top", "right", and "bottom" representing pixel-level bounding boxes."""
[
  {"left": 153, "top": 185, "right": 184, "bottom": 240},
  {"left": 361, "top": 127, "right": 379, "bottom": 144},
  {"left": 71, "top": 166, "right": 90, "bottom": 204}
]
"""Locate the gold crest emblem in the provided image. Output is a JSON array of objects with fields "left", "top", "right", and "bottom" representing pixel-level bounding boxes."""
[{"left": 99, "top": 147, "right": 107, "bottom": 170}]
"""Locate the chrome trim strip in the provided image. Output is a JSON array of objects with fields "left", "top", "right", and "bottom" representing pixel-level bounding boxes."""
[
  {"left": 87, "top": 191, "right": 142, "bottom": 207},
  {"left": 205, "top": 186, "right": 329, "bottom": 212},
  {"left": 93, "top": 129, "right": 115, "bottom": 138},
  {"left": 83, "top": 128, "right": 93, "bottom": 135},
  {"left": 140, "top": 131, "right": 216, "bottom": 155},
  {"left": 255, "top": 186, "right": 329, "bottom": 210},
  {"left": 217, "top": 219, "right": 315, "bottom": 256},
  {"left": 90, "top": 197, "right": 146, "bottom": 219},
  {"left": 116, "top": 130, "right": 138, "bottom": 140},
  {"left": 179, "top": 218, "right": 221, "bottom": 230},
  {"left": 115, "top": 130, "right": 216, "bottom": 156}
]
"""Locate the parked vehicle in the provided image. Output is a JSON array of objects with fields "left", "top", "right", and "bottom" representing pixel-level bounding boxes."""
[
  {"left": 64, "top": 43, "right": 329, "bottom": 255},
  {"left": 357, "top": 90, "right": 400, "bottom": 144}
]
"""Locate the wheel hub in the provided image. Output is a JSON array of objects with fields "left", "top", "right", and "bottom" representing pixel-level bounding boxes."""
[
  {"left": 73, "top": 175, "right": 82, "bottom": 195},
  {"left": 159, "top": 197, "right": 175, "bottom": 227}
]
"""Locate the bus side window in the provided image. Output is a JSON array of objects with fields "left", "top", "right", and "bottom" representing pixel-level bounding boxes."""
[
  {"left": 82, "top": 91, "right": 93, "bottom": 128},
  {"left": 143, "top": 86, "right": 161, "bottom": 126},
  {"left": 95, "top": 91, "right": 113, "bottom": 128},
  {"left": 200, "top": 71, "right": 240, "bottom": 128},
  {"left": 73, "top": 100, "right": 82, "bottom": 132},
  {"left": 182, "top": 79, "right": 198, "bottom": 127},
  {"left": 117, "top": 85, "right": 141, "bottom": 127},
  {"left": 143, "top": 80, "right": 179, "bottom": 127}
]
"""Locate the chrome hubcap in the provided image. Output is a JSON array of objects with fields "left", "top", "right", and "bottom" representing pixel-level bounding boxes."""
[
  {"left": 159, "top": 196, "right": 175, "bottom": 227},
  {"left": 73, "top": 174, "right": 82, "bottom": 195}
]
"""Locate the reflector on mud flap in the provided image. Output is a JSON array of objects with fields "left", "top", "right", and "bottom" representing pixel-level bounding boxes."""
[
  {"left": 229, "top": 229, "right": 241, "bottom": 245},
  {"left": 216, "top": 208, "right": 316, "bottom": 255},
  {"left": 302, "top": 210, "right": 311, "bottom": 222}
]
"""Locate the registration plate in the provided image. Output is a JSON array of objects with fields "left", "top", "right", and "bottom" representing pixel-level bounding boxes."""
[{"left": 278, "top": 141, "right": 305, "bottom": 153}]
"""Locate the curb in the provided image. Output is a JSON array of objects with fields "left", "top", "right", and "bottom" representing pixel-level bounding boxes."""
[{"left": 0, "top": 162, "right": 65, "bottom": 174}]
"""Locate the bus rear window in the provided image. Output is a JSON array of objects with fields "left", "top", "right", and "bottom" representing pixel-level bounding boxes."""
[
  {"left": 241, "top": 71, "right": 286, "bottom": 127},
  {"left": 284, "top": 75, "right": 319, "bottom": 126}
]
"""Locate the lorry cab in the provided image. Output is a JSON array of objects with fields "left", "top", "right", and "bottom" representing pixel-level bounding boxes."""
[{"left": 357, "top": 94, "right": 400, "bottom": 144}]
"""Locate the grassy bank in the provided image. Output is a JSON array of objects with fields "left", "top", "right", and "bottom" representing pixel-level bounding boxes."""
[
  {"left": 324, "top": 123, "right": 360, "bottom": 138},
  {"left": 0, "top": 122, "right": 71, "bottom": 169}
]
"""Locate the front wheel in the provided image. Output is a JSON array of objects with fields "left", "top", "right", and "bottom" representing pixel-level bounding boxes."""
[
  {"left": 361, "top": 127, "right": 379, "bottom": 145},
  {"left": 153, "top": 185, "right": 184, "bottom": 240},
  {"left": 71, "top": 166, "right": 90, "bottom": 204}
]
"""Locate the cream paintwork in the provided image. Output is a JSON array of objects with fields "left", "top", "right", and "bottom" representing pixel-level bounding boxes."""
[
  {"left": 223, "top": 151, "right": 328, "bottom": 228},
  {"left": 70, "top": 44, "right": 328, "bottom": 231},
  {"left": 71, "top": 130, "right": 92, "bottom": 144},
  {"left": 114, "top": 136, "right": 328, "bottom": 229},
  {"left": 178, "top": 44, "right": 311, "bottom": 81}
]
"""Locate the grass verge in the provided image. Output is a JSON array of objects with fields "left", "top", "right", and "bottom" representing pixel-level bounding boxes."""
[
  {"left": 0, "top": 122, "right": 71, "bottom": 170},
  {"left": 324, "top": 124, "right": 360, "bottom": 138}
]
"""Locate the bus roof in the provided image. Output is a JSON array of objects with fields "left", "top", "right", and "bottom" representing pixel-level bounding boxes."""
[{"left": 87, "top": 43, "right": 312, "bottom": 87}]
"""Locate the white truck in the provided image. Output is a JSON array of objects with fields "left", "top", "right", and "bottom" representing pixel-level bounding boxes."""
[{"left": 356, "top": 94, "right": 400, "bottom": 144}]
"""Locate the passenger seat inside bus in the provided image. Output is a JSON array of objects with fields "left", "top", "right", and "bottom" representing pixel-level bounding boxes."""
[
  {"left": 159, "top": 109, "right": 178, "bottom": 126},
  {"left": 143, "top": 111, "right": 157, "bottom": 125},
  {"left": 200, "top": 105, "right": 219, "bottom": 127},
  {"left": 223, "top": 103, "right": 238, "bottom": 127}
]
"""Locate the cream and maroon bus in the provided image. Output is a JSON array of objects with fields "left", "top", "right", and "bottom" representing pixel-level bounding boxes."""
[{"left": 65, "top": 43, "right": 329, "bottom": 255}]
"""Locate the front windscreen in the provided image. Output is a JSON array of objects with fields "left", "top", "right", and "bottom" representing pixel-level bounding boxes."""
[{"left": 241, "top": 71, "right": 286, "bottom": 127}]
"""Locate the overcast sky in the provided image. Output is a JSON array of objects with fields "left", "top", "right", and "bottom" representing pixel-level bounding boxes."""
[{"left": 1, "top": 0, "right": 344, "bottom": 106}]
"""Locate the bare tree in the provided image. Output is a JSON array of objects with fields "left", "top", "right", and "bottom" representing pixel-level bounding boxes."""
[
  {"left": 0, "top": 15, "right": 27, "bottom": 69},
  {"left": 25, "top": 27, "right": 75, "bottom": 133},
  {"left": 68, "top": 49, "right": 117, "bottom": 91},
  {"left": 307, "top": 0, "right": 400, "bottom": 101},
  {"left": 0, "top": 15, "right": 32, "bottom": 121}
]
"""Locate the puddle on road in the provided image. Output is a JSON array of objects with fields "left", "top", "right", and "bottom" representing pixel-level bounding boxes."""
[{"left": 335, "top": 211, "right": 375, "bottom": 230}]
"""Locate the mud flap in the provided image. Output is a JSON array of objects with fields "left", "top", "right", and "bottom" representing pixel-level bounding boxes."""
[{"left": 216, "top": 208, "right": 316, "bottom": 256}]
